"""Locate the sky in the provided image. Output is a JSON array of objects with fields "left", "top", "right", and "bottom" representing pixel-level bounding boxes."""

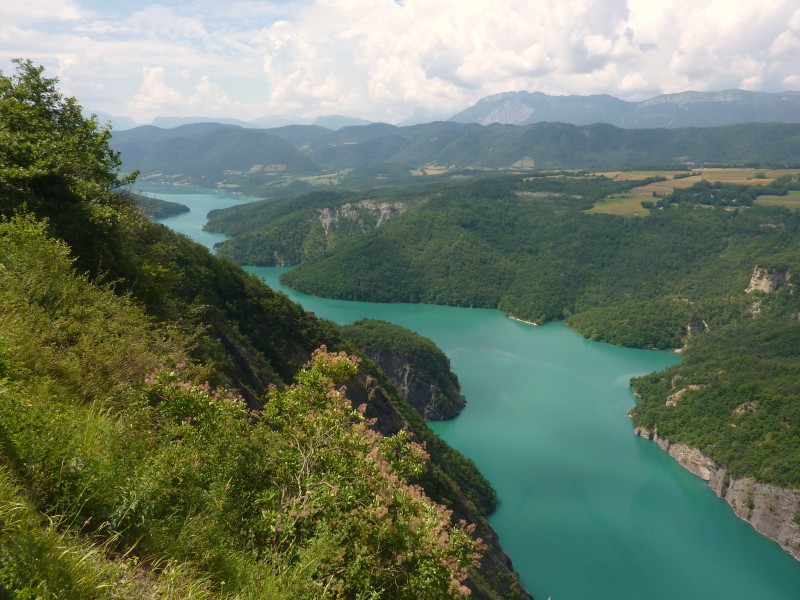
[{"left": 1, "top": 0, "right": 799, "bottom": 125}]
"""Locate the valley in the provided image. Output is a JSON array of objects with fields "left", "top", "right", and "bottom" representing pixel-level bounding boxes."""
[{"left": 185, "top": 163, "right": 800, "bottom": 569}]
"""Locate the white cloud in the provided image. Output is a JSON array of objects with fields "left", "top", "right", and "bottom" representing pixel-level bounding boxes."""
[
  {"left": 190, "top": 75, "right": 233, "bottom": 111},
  {"left": 2, "top": 0, "right": 799, "bottom": 123},
  {"left": 127, "top": 67, "right": 243, "bottom": 121},
  {"left": 129, "top": 67, "right": 184, "bottom": 114}
]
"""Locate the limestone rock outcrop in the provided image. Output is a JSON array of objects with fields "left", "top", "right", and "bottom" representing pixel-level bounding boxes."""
[{"left": 746, "top": 266, "right": 788, "bottom": 293}]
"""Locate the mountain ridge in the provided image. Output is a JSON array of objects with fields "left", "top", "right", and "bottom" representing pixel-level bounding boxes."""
[{"left": 449, "top": 89, "right": 800, "bottom": 128}]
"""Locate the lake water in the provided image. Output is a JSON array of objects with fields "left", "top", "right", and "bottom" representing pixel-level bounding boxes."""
[
  {"left": 149, "top": 185, "right": 800, "bottom": 599},
  {"left": 135, "top": 182, "right": 262, "bottom": 249}
]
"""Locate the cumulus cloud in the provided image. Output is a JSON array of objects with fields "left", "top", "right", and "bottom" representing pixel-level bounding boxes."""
[
  {"left": 256, "top": 0, "right": 654, "bottom": 119},
  {"left": 2, "top": 0, "right": 799, "bottom": 123},
  {"left": 127, "top": 67, "right": 241, "bottom": 121},
  {"left": 256, "top": 0, "right": 800, "bottom": 119},
  {"left": 129, "top": 67, "right": 184, "bottom": 114}
]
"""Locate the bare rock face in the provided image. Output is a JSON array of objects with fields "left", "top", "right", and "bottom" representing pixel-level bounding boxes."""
[
  {"left": 666, "top": 443, "right": 717, "bottom": 481},
  {"left": 732, "top": 401, "right": 758, "bottom": 416},
  {"left": 636, "top": 430, "right": 800, "bottom": 560},
  {"left": 665, "top": 384, "right": 704, "bottom": 407},
  {"left": 318, "top": 200, "right": 407, "bottom": 235},
  {"left": 366, "top": 350, "right": 466, "bottom": 420},
  {"left": 685, "top": 320, "right": 708, "bottom": 337},
  {"left": 746, "top": 266, "right": 788, "bottom": 293},
  {"left": 654, "top": 433, "right": 671, "bottom": 452}
]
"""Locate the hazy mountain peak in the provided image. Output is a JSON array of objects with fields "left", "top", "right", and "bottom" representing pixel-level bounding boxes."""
[
  {"left": 476, "top": 94, "right": 536, "bottom": 125},
  {"left": 451, "top": 89, "right": 800, "bottom": 128}
]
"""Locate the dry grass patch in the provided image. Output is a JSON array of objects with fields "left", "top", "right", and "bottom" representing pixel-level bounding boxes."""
[
  {"left": 586, "top": 195, "right": 650, "bottom": 216},
  {"left": 588, "top": 168, "right": 800, "bottom": 216},
  {"left": 410, "top": 163, "right": 451, "bottom": 176},
  {"left": 755, "top": 190, "right": 800, "bottom": 211}
]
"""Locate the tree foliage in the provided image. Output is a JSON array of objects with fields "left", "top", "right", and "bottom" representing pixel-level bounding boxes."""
[{"left": 0, "top": 59, "right": 135, "bottom": 273}]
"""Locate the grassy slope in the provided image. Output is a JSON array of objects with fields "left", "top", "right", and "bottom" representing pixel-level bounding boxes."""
[{"left": 0, "top": 206, "right": 522, "bottom": 598}]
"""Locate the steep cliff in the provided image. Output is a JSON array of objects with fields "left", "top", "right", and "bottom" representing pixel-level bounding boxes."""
[
  {"left": 341, "top": 319, "right": 467, "bottom": 420},
  {"left": 745, "top": 266, "right": 789, "bottom": 293},
  {"left": 634, "top": 427, "right": 800, "bottom": 560}
]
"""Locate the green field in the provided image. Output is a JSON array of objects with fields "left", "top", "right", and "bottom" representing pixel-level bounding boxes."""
[
  {"left": 586, "top": 194, "right": 650, "bottom": 216},
  {"left": 755, "top": 190, "right": 800, "bottom": 210}
]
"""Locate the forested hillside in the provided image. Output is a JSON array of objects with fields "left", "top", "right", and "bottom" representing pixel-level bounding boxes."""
[
  {"left": 209, "top": 174, "right": 646, "bottom": 266},
  {"left": 341, "top": 319, "right": 466, "bottom": 420},
  {"left": 0, "top": 61, "right": 529, "bottom": 599},
  {"left": 122, "top": 189, "right": 189, "bottom": 220}
]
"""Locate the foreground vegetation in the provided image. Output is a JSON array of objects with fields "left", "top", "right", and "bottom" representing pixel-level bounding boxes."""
[
  {"left": 0, "top": 222, "right": 477, "bottom": 596},
  {"left": 0, "top": 60, "right": 533, "bottom": 598}
]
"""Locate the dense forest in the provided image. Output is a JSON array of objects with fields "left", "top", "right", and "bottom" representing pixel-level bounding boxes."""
[
  {"left": 0, "top": 61, "right": 529, "bottom": 598},
  {"left": 208, "top": 174, "right": 649, "bottom": 266},
  {"left": 209, "top": 167, "right": 800, "bottom": 493}
]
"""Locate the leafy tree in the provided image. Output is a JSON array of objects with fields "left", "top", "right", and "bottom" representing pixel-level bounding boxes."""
[{"left": 0, "top": 59, "right": 134, "bottom": 272}]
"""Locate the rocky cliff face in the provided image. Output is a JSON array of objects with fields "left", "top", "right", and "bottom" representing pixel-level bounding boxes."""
[
  {"left": 634, "top": 427, "right": 800, "bottom": 560},
  {"left": 746, "top": 266, "right": 789, "bottom": 293},
  {"left": 363, "top": 349, "right": 466, "bottom": 420},
  {"left": 318, "top": 200, "right": 407, "bottom": 235}
]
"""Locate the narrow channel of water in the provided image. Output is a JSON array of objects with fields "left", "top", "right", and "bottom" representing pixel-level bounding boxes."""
[{"left": 149, "top": 186, "right": 800, "bottom": 600}]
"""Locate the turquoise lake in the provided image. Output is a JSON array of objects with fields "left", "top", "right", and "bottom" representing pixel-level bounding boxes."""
[{"left": 147, "top": 184, "right": 800, "bottom": 599}]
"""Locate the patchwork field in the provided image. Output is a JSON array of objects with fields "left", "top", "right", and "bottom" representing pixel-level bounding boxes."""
[{"left": 587, "top": 168, "right": 800, "bottom": 216}]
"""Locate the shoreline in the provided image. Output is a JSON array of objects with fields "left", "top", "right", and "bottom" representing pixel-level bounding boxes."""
[{"left": 507, "top": 315, "right": 539, "bottom": 326}]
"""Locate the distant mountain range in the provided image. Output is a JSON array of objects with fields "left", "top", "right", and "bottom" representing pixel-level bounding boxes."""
[
  {"left": 448, "top": 90, "right": 800, "bottom": 128},
  {"left": 99, "top": 89, "right": 800, "bottom": 132},
  {"left": 98, "top": 112, "right": 373, "bottom": 132}
]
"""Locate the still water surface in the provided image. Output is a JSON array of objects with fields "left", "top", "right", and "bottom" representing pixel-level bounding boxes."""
[{"left": 149, "top": 185, "right": 800, "bottom": 599}]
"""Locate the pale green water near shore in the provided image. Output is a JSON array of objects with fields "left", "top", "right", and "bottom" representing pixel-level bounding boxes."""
[{"left": 151, "top": 186, "right": 800, "bottom": 600}]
